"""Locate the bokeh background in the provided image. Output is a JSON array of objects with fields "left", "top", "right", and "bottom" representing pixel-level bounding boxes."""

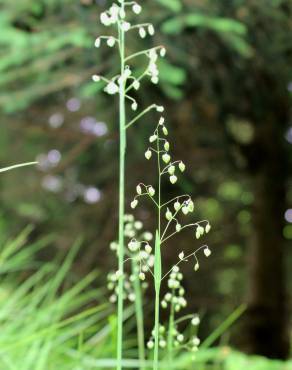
[{"left": 1, "top": 0, "right": 291, "bottom": 361}]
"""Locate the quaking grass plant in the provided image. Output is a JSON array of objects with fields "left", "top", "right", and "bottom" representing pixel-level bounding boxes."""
[
  {"left": 94, "top": 2, "right": 211, "bottom": 369},
  {"left": 129, "top": 121, "right": 211, "bottom": 370}
]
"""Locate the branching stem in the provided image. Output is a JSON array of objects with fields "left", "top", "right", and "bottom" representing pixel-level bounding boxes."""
[
  {"left": 162, "top": 221, "right": 209, "bottom": 244},
  {"left": 117, "top": 3, "right": 126, "bottom": 368},
  {"left": 162, "top": 245, "right": 208, "bottom": 281},
  {"left": 126, "top": 104, "right": 157, "bottom": 129},
  {"left": 125, "top": 46, "right": 164, "bottom": 62}
]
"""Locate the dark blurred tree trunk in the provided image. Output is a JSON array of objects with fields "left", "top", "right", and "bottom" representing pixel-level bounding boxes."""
[
  {"left": 244, "top": 116, "right": 289, "bottom": 359},
  {"left": 171, "top": 86, "right": 290, "bottom": 358}
]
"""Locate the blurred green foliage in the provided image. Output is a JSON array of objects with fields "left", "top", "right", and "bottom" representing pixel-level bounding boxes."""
[
  {"left": 0, "top": 0, "right": 291, "bottom": 361},
  {"left": 0, "top": 0, "right": 252, "bottom": 111}
]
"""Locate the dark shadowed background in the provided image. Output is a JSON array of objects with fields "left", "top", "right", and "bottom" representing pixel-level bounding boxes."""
[{"left": 0, "top": 0, "right": 291, "bottom": 360}]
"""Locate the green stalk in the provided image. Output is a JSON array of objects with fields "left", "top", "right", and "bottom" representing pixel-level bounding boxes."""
[
  {"left": 167, "top": 290, "right": 175, "bottom": 367},
  {"left": 153, "top": 288, "right": 160, "bottom": 370},
  {"left": 131, "top": 261, "right": 146, "bottom": 370},
  {"left": 117, "top": 3, "right": 126, "bottom": 369},
  {"left": 153, "top": 136, "right": 162, "bottom": 370}
]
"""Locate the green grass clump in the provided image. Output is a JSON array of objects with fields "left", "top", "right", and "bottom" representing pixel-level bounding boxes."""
[
  {"left": 0, "top": 227, "right": 114, "bottom": 370},
  {"left": 0, "top": 228, "right": 290, "bottom": 370}
]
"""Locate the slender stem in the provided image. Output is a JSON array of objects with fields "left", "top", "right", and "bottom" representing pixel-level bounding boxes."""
[
  {"left": 161, "top": 245, "right": 208, "bottom": 281},
  {"left": 174, "top": 314, "right": 196, "bottom": 325},
  {"left": 161, "top": 205, "right": 183, "bottom": 240},
  {"left": 153, "top": 288, "right": 160, "bottom": 370},
  {"left": 130, "top": 23, "right": 152, "bottom": 29},
  {"left": 125, "top": 68, "right": 148, "bottom": 93},
  {"left": 117, "top": 5, "right": 126, "bottom": 370},
  {"left": 131, "top": 261, "right": 146, "bottom": 370},
  {"left": 134, "top": 192, "right": 159, "bottom": 208},
  {"left": 161, "top": 220, "right": 209, "bottom": 244},
  {"left": 124, "top": 46, "right": 163, "bottom": 62},
  {"left": 167, "top": 290, "right": 175, "bottom": 367},
  {"left": 157, "top": 139, "right": 162, "bottom": 256},
  {"left": 126, "top": 104, "right": 157, "bottom": 129},
  {"left": 161, "top": 195, "right": 190, "bottom": 209},
  {"left": 160, "top": 161, "right": 181, "bottom": 176},
  {"left": 153, "top": 136, "right": 162, "bottom": 370}
]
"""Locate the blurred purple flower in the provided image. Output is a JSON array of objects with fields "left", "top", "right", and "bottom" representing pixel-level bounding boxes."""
[
  {"left": 67, "top": 98, "right": 81, "bottom": 112},
  {"left": 47, "top": 149, "right": 61, "bottom": 165},
  {"left": 42, "top": 175, "right": 63, "bottom": 193},
  {"left": 48, "top": 113, "right": 64, "bottom": 128},
  {"left": 284, "top": 209, "right": 292, "bottom": 223},
  {"left": 80, "top": 117, "right": 108, "bottom": 137},
  {"left": 84, "top": 186, "right": 101, "bottom": 204}
]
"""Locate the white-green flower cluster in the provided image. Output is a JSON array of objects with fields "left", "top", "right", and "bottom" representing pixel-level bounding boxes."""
[
  {"left": 161, "top": 266, "right": 186, "bottom": 312},
  {"left": 92, "top": 0, "right": 166, "bottom": 107},
  {"left": 147, "top": 49, "right": 165, "bottom": 85},
  {"left": 98, "top": 2, "right": 142, "bottom": 28},
  {"left": 146, "top": 265, "right": 202, "bottom": 354},
  {"left": 171, "top": 330, "right": 201, "bottom": 353},
  {"left": 131, "top": 116, "right": 212, "bottom": 272},
  {"left": 133, "top": 118, "right": 212, "bottom": 250},
  {"left": 188, "top": 335, "right": 201, "bottom": 353},
  {"left": 147, "top": 324, "right": 167, "bottom": 350},
  {"left": 160, "top": 266, "right": 202, "bottom": 353},
  {"left": 107, "top": 214, "right": 154, "bottom": 304},
  {"left": 108, "top": 271, "right": 137, "bottom": 303},
  {"left": 143, "top": 118, "right": 187, "bottom": 186},
  {"left": 131, "top": 182, "right": 157, "bottom": 209}
]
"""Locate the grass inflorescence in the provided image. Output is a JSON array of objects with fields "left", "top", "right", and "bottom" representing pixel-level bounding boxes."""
[{"left": 94, "top": 1, "right": 212, "bottom": 368}]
